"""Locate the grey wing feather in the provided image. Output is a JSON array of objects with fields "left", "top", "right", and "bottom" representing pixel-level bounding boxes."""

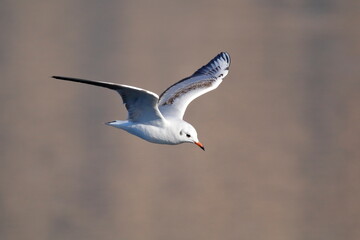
[{"left": 52, "top": 76, "right": 164, "bottom": 122}]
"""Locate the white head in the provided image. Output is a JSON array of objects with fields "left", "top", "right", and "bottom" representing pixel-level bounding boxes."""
[{"left": 178, "top": 122, "right": 205, "bottom": 150}]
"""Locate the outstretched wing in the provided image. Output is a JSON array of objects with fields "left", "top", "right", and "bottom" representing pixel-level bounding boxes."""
[
  {"left": 52, "top": 76, "right": 164, "bottom": 122},
  {"left": 158, "top": 52, "right": 231, "bottom": 119}
]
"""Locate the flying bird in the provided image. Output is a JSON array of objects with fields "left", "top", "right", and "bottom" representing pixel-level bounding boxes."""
[{"left": 53, "top": 52, "right": 231, "bottom": 150}]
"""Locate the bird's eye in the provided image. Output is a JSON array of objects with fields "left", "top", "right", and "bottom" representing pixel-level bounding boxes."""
[{"left": 186, "top": 134, "right": 191, "bottom": 138}]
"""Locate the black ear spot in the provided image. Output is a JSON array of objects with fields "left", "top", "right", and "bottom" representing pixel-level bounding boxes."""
[{"left": 179, "top": 131, "right": 183, "bottom": 135}]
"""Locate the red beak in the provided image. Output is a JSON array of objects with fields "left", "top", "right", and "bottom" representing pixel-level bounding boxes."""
[{"left": 195, "top": 141, "right": 205, "bottom": 151}]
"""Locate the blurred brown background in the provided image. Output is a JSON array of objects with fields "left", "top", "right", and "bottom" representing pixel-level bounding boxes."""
[{"left": 1, "top": 0, "right": 359, "bottom": 240}]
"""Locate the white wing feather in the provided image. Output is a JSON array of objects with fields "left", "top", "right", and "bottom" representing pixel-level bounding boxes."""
[{"left": 158, "top": 52, "right": 231, "bottom": 119}]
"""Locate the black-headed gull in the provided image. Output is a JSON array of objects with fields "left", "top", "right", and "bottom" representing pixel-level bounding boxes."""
[{"left": 53, "top": 52, "right": 231, "bottom": 150}]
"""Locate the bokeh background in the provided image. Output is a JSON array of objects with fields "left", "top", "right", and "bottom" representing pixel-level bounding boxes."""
[{"left": 1, "top": 1, "right": 360, "bottom": 239}]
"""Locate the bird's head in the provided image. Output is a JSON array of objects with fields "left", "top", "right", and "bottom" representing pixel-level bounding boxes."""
[{"left": 179, "top": 123, "right": 205, "bottom": 151}]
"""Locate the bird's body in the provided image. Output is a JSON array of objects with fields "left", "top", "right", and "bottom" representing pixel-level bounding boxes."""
[
  {"left": 107, "top": 119, "right": 189, "bottom": 145},
  {"left": 53, "top": 52, "right": 231, "bottom": 150}
]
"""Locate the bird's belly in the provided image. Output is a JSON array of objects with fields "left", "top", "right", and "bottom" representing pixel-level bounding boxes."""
[{"left": 121, "top": 123, "right": 179, "bottom": 145}]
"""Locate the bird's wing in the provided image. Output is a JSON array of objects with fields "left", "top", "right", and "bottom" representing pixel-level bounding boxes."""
[
  {"left": 158, "top": 52, "right": 231, "bottom": 119},
  {"left": 53, "top": 76, "right": 164, "bottom": 122}
]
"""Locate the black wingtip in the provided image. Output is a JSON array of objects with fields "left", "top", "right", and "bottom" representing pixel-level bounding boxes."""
[
  {"left": 218, "top": 52, "right": 231, "bottom": 65},
  {"left": 191, "top": 52, "right": 231, "bottom": 77},
  {"left": 52, "top": 76, "right": 67, "bottom": 80},
  {"left": 50, "top": 76, "right": 120, "bottom": 90}
]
